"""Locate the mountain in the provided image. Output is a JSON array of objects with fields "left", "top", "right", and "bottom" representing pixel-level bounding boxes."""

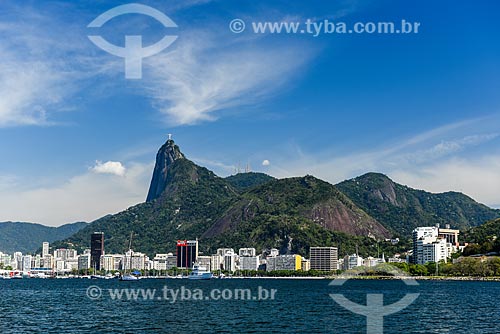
[
  {"left": 146, "top": 139, "right": 186, "bottom": 202},
  {"left": 203, "top": 175, "right": 391, "bottom": 256},
  {"left": 461, "top": 218, "right": 500, "bottom": 256},
  {"left": 336, "top": 173, "right": 500, "bottom": 236},
  {"left": 0, "top": 221, "right": 88, "bottom": 254},
  {"left": 55, "top": 140, "right": 394, "bottom": 257},
  {"left": 204, "top": 175, "right": 389, "bottom": 239},
  {"left": 55, "top": 139, "right": 239, "bottom": 255},
  {"left": 225, "top": 172, "right": 275, "bottom": 192}
]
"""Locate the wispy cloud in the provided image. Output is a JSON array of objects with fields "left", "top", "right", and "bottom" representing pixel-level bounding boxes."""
[
  {"left": 144, "top": 31, "right": 314, "bottom": 125},
  {"left": 0, "top": 3, "right": 115, "bottom": 127},
  {"left": 264, "top": 116, "right": 500, "bottom": 207}
]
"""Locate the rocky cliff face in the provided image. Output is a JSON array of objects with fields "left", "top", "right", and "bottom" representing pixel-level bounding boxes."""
[
  {"left": 203, "top": 175, "right": 391, "bottom": 240},
  {"left": 146, "top": 139, "right": 185, "bottom": 202}
]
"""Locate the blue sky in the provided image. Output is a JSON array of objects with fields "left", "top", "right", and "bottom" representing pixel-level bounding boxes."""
[{"left": 1, "top": 0, "right": 499, "bottom": 226}]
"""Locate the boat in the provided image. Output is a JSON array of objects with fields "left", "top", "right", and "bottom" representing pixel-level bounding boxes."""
[
  {"left": 120, "top": 274, "right": 139, "bottom": 281},
  {"left": 120, "top": 232, "right": 140, "bottom": 281},
  {"left": 188, "top": 263, "right": 213, "bottom": 280},
  {"left": 90, "top": 274, "right": 106, "bottom": 279}
]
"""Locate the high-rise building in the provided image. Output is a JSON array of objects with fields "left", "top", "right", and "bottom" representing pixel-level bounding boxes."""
[
  {"left": 239, "top": 248, "right": 259, "bottom": 271},
  {"left": 42, "top": 242, "right": 49, "bottom": 257},
  {"left": 78, "top": 254, "right": 91, "bottom": 271},
  {"left": 176, "top": 240, "right": 198, "bottom": 268},
  {"left": 266, "top": 254, "right": 302, "bottom": 271},
  {"left": 412, "top": 226, "right": 455, "bottom": 264},
  {"left": 310, "top": 247, "right": 338, "bottom": 271},
  {"left": 420, "top": 238, "right": 448, "bottom": 264},
  {"left": 412, "top": 227, "right": 438, "bottom": 264},
  {"left": 22, "top": 255, "right": 32, "bottom": 272},
  {"left": 91, "top": 232, "right": 105, "bottom": 270},
  {"left": 54, "top": 248, "right": 77, "bottom": 261}
]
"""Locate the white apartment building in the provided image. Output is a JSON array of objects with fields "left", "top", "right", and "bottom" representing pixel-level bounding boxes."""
[
  {"left": 101, "top": 254, "right": 123, "bottom": 271},
  {"left": 123, "top": 250, "right": 148, "bottom": 270},
  {"left": 413, "top": 226, "right": 454, "bottom": 264},
  {"left": 344, "top": 254, "right": 363, "bottom": 270},
  {"left": 239, "top": 248, "right": 256, "bottom": 257},
  {"left": 240, "top": 255, "right": 260, "bottom": 271},
  {"left": 42, "top": 242, "right": 49, "bottom": 257},
  {"left": 78, "top": 254, "right": 91, "bottom": 270}
]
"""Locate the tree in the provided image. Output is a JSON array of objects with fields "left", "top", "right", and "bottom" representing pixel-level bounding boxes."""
[
  {"left": 487, "top": 257, "right": 500, "bottom": 276},
  {"left": 409, "top": 264, "right": 428, "bottom": 276}
]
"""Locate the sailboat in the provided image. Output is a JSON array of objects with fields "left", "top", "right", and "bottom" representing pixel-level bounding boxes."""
[{"left": 120, "top": 232, "right": 140, "bottom": 281}]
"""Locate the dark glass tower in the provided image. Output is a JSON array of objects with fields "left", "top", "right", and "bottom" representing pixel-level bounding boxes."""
[
  {"left": 91, "top": 232, "right": 104, "bottom": 270},
  {"left": 176, "top": 240, "right": 198, "bottom": 268}
]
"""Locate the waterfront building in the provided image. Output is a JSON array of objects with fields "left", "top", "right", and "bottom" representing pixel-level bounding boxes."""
[
  {"left": 266, "top": 254, "right": 301, "bottom": 271},
  {"left": 301, "top": 258, "right": 311, "bottom": 271},
  {"left": 42, "top": 254, "right": 54, "bottom": 269},
  {"left": 91, "top": 232, "right": 105, "bottom": 270},
  {"left": 215, "top": 248, "right": 237, "bottom": 272},
  {"left": 165, "top": 254, "right": 177, "bottom": 270},
  {"left": 240, "top": 255, "right": 260, "bottom": 271},
  {"left": 22, "top": 255, "right": 32, "bottom": 272},
  {"left": 210, "top": 254, "right": 222, "bottom": 272},
  {"left": 123, "top": 250, "right": 148, "bottom": 270},
  {"left": 32, "top": 254, "right": 41, "bottom": 269},
  {"left": 197, "top": 256, "right": 212, "bottom": 270},
  {"left": 344, "top": 254, "right": 363, "bottom": 270},
  {"left": 413, "top": 226, "right": 455, "bottom": 264},
  {"left": 13, "top": 252, "right": 23, "bottom": 270},
  {"left": 217, "top": 248, "right": 234, "bottom": 257},
  {"left": 78, "top": 254, "right": 91, "bottom": 270},
  {"left": 42, "top": 242, "right": 49, "bottom": 257},
  {"left": 223, "top": 250, "right": 237, "bottom": 272},
  {"left": 153, "top": 254, "right": 176, "bottom": 271},
  {"left": 412, "top": 227, "right": 438, "bottom": 264},
  {"left": 238, "top": 248, "right": 259, "bottom": 271},
  {"left": 310, "top": 247, "right": 338, "bottom": 271},
  {"left": 0, "top": 252, "right": 12, "bottom": 267},
  {"left": 54, "top": 248, "right": 77, "bottom": 261},
  {"left": 419, "top": 238, "right": 448, "bottom": 264},
  {"left": 239, "top": 248, "right": 256, "bottom": 257},
  {"left": 101, "top": 254, "right": 123, "bottom": 271},
  {"left": 364, "top": 257, "right": 379, "bottom": 268},
  {"left": 176, "top": 240, "right": 198, "bottom": 269}
]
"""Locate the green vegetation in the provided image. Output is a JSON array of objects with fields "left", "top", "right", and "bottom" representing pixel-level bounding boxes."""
[
  {"left": 336, "top": 173, "right": 500, "bottom": 236},
  {"left": 225, "top": 172, "right": 275, "bottom": 192},
  {"left": 461, "top": 218, "right": 500, "bottom": 256},
  {"left": 391, "top": 257, "right": 500, "bottom": 277},
  {"left": 0, "top": 221, "right": 88, "bottom": 254}
]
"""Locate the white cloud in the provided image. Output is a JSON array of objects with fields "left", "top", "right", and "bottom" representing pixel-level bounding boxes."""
[
  {"left": 401, "top": 133, "right": 499, "bottom": 164},
  {"left": 264, "top": 117, "right": 500, "bottom": 207},
  {"left": 0, "top": 162, "right": 152, "bottom": 226},
  {"left": 144, "top": 32, "right": 314, "bottom": 125},
  {"left": 390, "top": 156, "right": 500, "bottom": 207},
  {"left": 0, "top": 4, "right": 113, "bottom": 127},
  {"left": 262, "top": 159, "right": 270, "bottom": 166},
  {"left": 91, "top": 161, "right": 126, "bottom": 177}
]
